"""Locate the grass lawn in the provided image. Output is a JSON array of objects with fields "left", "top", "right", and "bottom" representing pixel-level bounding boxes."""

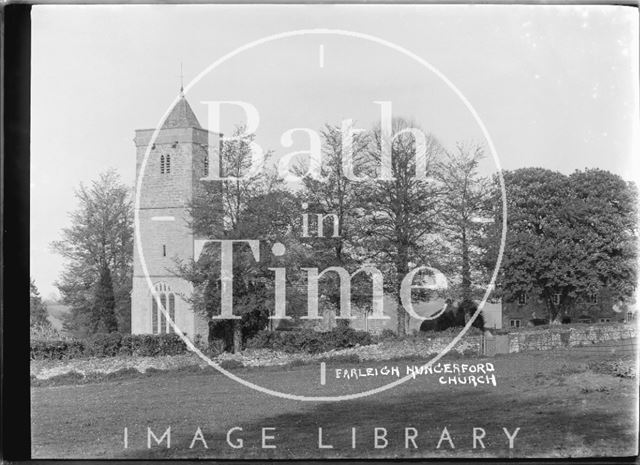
[{"left": 31, "top": 344, "right": 638, "bottom": 459}]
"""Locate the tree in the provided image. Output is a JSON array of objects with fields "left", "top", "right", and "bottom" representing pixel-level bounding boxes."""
[
  {"left": 297, "top": 123, "right": 371, "bottom": 325},
  {"left": 181, "top": 127, "right": 299, "bottom": 352},
  {"left": 495, "top": 168, "right": 578, "bottom": 321},
  {"left": 30, "top": 279, "right": 50, "bottom": 328},
  {"left": 183, "top": 189, "right": 304, "bottom": 352},
  {"left": 51, "top": 170, "right": 133, "bottom": 335},
  {"left": 567, "top": 169, "right": 638, "bottom": 302},
  {"left": 438, "top": 143, "right": 493, "bottom": 302},
  {"left": 489, "top": 167, "right": 638, "bottom": 322},
  {"left": 91, "top": 266, "right": 118, "bottom": 333},
  {"left": 358, "top": 118, "right": 445, "bottom": 336}
]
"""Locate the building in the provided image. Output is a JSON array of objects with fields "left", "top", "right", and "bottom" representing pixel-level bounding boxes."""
[
  {"left": 502, "top": 288, "right": 632, "bottom": 329},
  {"left": 131, "top": 91, "right": 220, "bottom": 343}
]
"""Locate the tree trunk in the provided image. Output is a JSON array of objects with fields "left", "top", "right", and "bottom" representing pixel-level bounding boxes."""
[
  {"left": 396, "top": 294, "right": 406, "bottom": 337},
  {"left": 232, "top": 320, "right": 243, "bottom": 353},
  {"left": 545, "top": 293, "right": 559, "bottom": 323},
  {"left": 93, "top": 265, "right": 118, "bottom": 333},
  {"left": 395, "top": 246, "right": 409, "bottom": 337},
  {"left": 461, "top": 228, "right": 471, "bottom": 301}
]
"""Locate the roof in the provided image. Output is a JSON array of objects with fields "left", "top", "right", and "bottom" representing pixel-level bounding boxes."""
[{"left": 161, "top": 94, "right": 202, "bottom": 129}]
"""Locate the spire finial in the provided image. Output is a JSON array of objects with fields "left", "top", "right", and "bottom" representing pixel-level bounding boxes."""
[{"left": 179, "top": 62, "right": 184, "bottom": 95}]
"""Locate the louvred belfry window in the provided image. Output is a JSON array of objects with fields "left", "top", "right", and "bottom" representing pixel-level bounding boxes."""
[
  {"left": 160, "top": 155, "right": 165, "bottom": 174},
  {"left": 166, "top": 154, "right": 171, "bottom": 174}
]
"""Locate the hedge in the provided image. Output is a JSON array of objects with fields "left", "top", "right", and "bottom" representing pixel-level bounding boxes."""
[
  {"left": 245, "top": 327, "right": 374, "bottom": 354},
  {"left": 30, "top": 339, "right": 86, "bottom": 361},
  {"left": 32, "top": 328, "right": 375, "bottom": 360},
  {"left": 30, "top": 333, "right": 187, "bottom": 360}
]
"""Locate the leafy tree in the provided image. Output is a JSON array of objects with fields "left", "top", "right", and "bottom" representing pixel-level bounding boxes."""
[
  {"left": 489, "top": 167, "right": 638, "bottom": 322},
  {"left": 494, "top": 168, "right": 577, "bottom": 321},
  {"left": 567, "top": 169, "right": 638, "bottom": 302},
  {"left": 181, "top": 127, "right": 301, "bottom": 352},
  {"left": 297, "top": 123, "right": 372, "bottom": 326},
  {"left": 183, "top": 189, "right": 305, "bottom": 352},
  {"left": 30, "top": 279, "right": 50, "bottom": 328},
  {"left": 438, "top": 143, "right": 493, "bottom": 302},
  {"left": 358, "top": 118, "right": 445, "bottom": 336},
  {"left": 51, "top": 170, "right": 133, "bottom": 336},
  {"left": 92, "top": 266, "right": 118, "bottom": 333}
]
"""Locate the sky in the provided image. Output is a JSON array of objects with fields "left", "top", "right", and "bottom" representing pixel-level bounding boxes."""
[{"left": 31, "top": 4, "right": 639, "bottom": 299}]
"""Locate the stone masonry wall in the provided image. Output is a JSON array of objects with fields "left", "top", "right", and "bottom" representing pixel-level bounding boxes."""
[{"left": 507, "top": 323, "right": 636, "bottom": 353}]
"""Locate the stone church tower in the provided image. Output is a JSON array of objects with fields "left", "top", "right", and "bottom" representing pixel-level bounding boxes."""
[{"left": 131, "top": 91, "right": 220, "bottom": 343}]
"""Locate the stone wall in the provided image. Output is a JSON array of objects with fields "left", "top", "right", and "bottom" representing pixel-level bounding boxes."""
[{"left": 506, "top": 323, "right": 637, "bottom": 353}]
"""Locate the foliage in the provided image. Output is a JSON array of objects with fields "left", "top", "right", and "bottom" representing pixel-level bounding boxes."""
[
  {"left": 30, "top": 322, "right": 64, "bottom": 341},
  {"left": 437, "top": 144, "right": 493, "bottom": 301},
  {"left": 51, "top": 170, "right": 133, "bottom": 336},
  {"left": 245, "top": 327, "right": 374, "bottom": 354},
  {"left": 377, "top": 329, "right": 398, "bottom": 340},
  {"left": 180, "top": 126, "right": 307, "bottom": 353},
  {"left": 296, "top": 123, "right": 373, "bottom": 319},
  {"left": 30, "top": 333, "right": 187, "bottom": 360},
  {"left": 87, "top": 332, "right": 122, "bottom": 357},
  {"left": 567, "top": 169, "right": 638, "bottom": 300},
  {"left": 356, "top": 118, "right": 446, "bottom": 336},
  {"left": 119, "top": 333, "right": 187, "bottom": 357},
  {"left": 30, "top": 279, "right": 51, "bottom": 328},
  {"left": 91, "top": 267, "right": 118, "bottom": 333},
  {"left": 30, "top": 339, "right": 86, "bottom": 360},
  {"left": 419, "top": 299, "right": 484, "bottom": 332},
  {"left": 485, "top": 168, "right": 638, "bottom": 322}
]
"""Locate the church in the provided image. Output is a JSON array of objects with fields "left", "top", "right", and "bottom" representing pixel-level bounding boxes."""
[
  {"left": 130, "top": 90, "right": 217, "bottom": 343},
  {"left": 128, "top": 91, "right": 511, "bottom": 343}
]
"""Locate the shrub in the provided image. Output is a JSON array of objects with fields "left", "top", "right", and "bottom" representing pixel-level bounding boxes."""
[
  {"left": 157, "top": 333, "right": 188, "bottom": 356},
  {"left": 133, "top": 334, "right": 160, "bottom": 356},
  {"left": 118, "top": 333, "right": 187, "bottom": 357},
  {"left": 87, "top": 332, "right": 123, "bottom": 357},
  {"left": 246, "top": 327, "right": 373, "bottom": 354},
  {"left": 30, "top": 323, "right": 65, "bottom": 341},
  {"left": 30, "top": 339, "right": 86, "bottom": 360},
  {"left": 377, "top": 329, "right": 397, "bottom": 340},
  {"left": 206, "top": 339, "right": 226, "bottom": 357},
  {"left": 31, "top": 333, "right": 188, "bottom": 360},
  {"left": 119, "top": 334, "right": 136, "bottom": 355}
]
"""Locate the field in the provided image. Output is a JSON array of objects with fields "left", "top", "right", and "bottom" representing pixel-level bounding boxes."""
[{"left": 31, "top": 342, "right": 638, "bottom": 459}]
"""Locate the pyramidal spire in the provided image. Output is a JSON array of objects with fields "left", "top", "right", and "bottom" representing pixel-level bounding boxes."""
[
  {"left": 162, "top": 96, "right": 201, "bottom": 129},
  {"left": 162, "top": 78, "right": 201, "bottom": 130}
]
